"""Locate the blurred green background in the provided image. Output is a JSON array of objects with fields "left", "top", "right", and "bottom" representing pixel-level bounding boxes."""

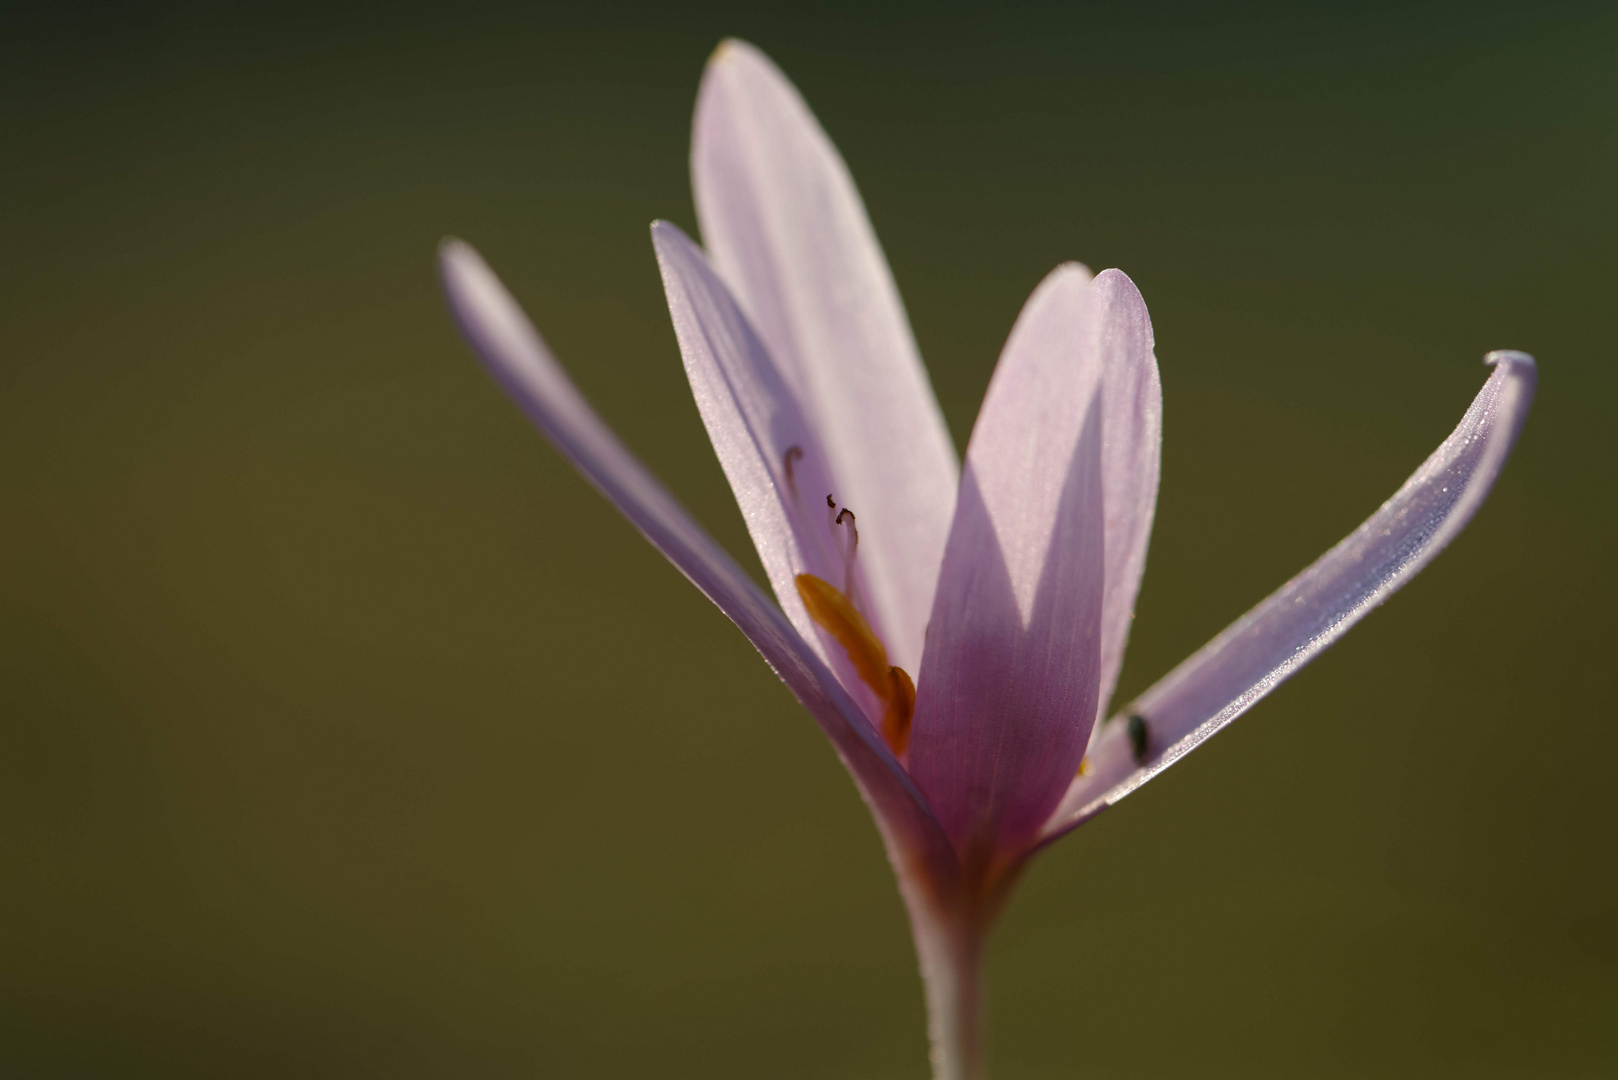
[{"left": 2, "top": 2, "right": 1613, "bottom": 1076}]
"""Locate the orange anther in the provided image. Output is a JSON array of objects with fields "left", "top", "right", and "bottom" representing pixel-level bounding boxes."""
[
  {"left": 796, "top": 573, "right": 914, "bottom": 758},
  {"left": 883, "top": 665, "right": 915, "bottom": 757}
]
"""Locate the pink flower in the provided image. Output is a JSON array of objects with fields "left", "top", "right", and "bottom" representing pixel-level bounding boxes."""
[{"left": 439, "top": 39, "right": 1535, "bottom": 1080}]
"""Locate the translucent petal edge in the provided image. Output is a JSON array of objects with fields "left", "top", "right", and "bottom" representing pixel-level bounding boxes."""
[{"left": 1040, "top": 351, "right": 1536, "bottom": 842}]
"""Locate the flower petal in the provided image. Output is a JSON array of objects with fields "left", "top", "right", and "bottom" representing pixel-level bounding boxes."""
[
  {"left": 909, "top": 265, "right": 1106, "bottom": 862},
  {"left": 691, "top": 39, "right": 959, "bottom": 675},
  {"left": 1042, "top": 351, "right": 1537, "bottom": 840},
  {"left": 651, "top": 220, "right": 892, "bottom": 722},
  {"left": 1092, "top": 270, "right": 1163, "bottom": 724},
  {"left": 438, "top": 237, "right": 958, "bottom": 886}
]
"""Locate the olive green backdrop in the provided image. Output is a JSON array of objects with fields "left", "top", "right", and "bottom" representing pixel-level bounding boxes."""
[{"left": 2, "top": 2, "right": 1613, "bottom": 1076}]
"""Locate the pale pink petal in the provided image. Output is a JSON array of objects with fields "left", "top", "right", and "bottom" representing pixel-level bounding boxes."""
[
  {"left": 1042, "top": 351, "right": 1537, "bottom": 840},
  {"left": 652, "top": 220, "right": 890, "bottom": 721},
  {"left": 692, "top": 39, "right": 958, "bottom": 675},
  {"left": 1092, "top": 270, "right": 1163, "bottom": 724},
  {"left": 909, "top": 265, "right": 1106, "bottom": 861},
  {"left": 438, "top": 238, "right": 956, "bottom": 884}
]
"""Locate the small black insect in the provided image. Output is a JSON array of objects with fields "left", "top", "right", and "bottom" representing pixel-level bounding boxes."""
[{"left": 1126, "top": 713, "right": 1150, "bottom": 766}]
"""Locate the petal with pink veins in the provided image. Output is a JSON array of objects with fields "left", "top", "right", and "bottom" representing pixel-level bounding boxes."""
[{"left": 909, "top": 264, "right": 1107, "bottom": 865}]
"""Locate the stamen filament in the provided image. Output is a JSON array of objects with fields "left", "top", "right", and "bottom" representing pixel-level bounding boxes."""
[
  {"left": 834, "top": 506, "right": 858, "bottom": 596},
  {"left": 782, "top": 445, "right": 803, "bottom": 500}
]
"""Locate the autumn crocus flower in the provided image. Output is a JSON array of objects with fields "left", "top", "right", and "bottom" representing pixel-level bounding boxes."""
[{"left": 439, "top": 39, "right": 1535, "bottom": 1080}]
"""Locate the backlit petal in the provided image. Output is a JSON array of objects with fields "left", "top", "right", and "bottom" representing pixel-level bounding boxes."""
[
  {"left": 1042, "top": 351, "right": 1537, "bottom": 840},
  {"left": 438, "top": 237, "right": 957, "bottom": 886},
  {"left": 909, "top": 265, "right": 1106, "bottom": 862},
  {"left": 692, "top": 39, "right": 958, "bottom": 675},
  {"left": 1092, "top": 270, "right": 1163, "bottom": 724},
  {"left": 652, "top": 220, "right": 894, "bottom": 723}
]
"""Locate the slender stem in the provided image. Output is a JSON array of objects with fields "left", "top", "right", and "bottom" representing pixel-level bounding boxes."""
[
  {"left": 914, "top": 905, "right": 987, "bottom": 1080},
  {"left": 909, "top": 848, "right": 1030, "bottom": 1080}
]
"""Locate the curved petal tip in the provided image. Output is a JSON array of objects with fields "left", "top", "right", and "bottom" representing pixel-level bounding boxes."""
[
  {"left": 710, "top": 37, "right": 748, "bottom": 62},
  {"left": 1485, "top": 348, "right": 1537, "bottom": 388},
  {"left": 1485, "top": 348, "right": 1535, "bottom": 368},
  {"left": 1039, "top": 347, "right": 1537, "bottom": 841}
]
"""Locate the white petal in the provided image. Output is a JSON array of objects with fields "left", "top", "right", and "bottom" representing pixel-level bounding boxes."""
[
  {"left": 1092, "top": 270, "right": 1163, "bottom": 723},
  {"left": 1042, "top": 351, "right": 1537, "bottom": 839},
  {"left": 438, "top": 238, "right": 956, "bottom": 881},
  {"left": 652, "top": 220, "right": 890, "bottom": 716},
  {"left": 692, "top": 39, "right": 959, "bottom": 674}
]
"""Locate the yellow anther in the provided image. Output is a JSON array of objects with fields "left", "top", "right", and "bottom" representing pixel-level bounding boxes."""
[
  {"left": 1076, "top": 757, "right": 1093, "bottom": 778},
  {"left": 796, "top": 573, "right": 914, "bottom": 758},
  {"left": 796, "top": 573, "right": 888, "bottom": 689}
]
